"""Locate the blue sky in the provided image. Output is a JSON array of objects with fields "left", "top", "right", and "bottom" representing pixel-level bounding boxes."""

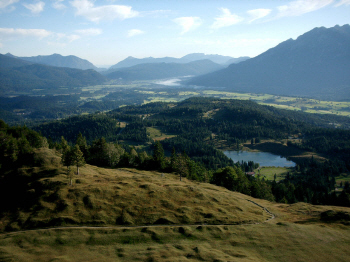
[{"left": 0, "top": 0, "right": 349, "bottom": 67}]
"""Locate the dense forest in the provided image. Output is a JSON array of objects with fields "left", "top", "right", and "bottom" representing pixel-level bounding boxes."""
[{"left": 28, "top": 97, "right": 350, "bottom": 207}]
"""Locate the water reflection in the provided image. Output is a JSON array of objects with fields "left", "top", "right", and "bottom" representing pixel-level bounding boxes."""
[{"left": 224, "top": 150, "right": 295, "bottom": 167}]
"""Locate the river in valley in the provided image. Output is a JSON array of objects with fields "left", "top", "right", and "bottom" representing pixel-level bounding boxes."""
[{"left": 224, "top": 150, "right": 296, "bottom": 167}]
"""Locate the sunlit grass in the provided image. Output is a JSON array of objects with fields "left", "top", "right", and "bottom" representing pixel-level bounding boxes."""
[
  {"left": 146, "top": 127, "right": 176, "bottom": 141},
  {"left": 255, "top": 166, "right": 293, "bottom": 181}
]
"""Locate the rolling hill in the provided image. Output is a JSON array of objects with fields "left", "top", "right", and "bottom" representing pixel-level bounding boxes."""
[
  {"left": 105, "top": 59, "right": 224, "bottom": 80},
  {"left": 188, "top": 24, "right": 350, "bottom": 101}
]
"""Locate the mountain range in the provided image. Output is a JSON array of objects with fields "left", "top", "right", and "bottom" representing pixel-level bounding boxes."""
[
  {"left": 109, "top": 53, "right": 249, "bottom": 69},
  {"left": 105, "top": 59, "right": 224, "bottom": 80},
  {"left": 188, "top": 24, "right": 350, "bottom": 101},
  {"left": 1, "top": 24, "right": 350, "bottom": 100}
]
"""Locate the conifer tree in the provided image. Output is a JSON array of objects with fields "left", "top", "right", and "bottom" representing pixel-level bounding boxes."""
[
  {"left": 76, "top": 132, "right": 88, "bottom": 158},
  {"left": 61, "top": 145, "right": 73, "bottom": 185},
  {"left": 71, "top": 145, "right": 85, "bottom": 175},
  {"left": 153, "top": 141, "right": 165, "bottom": 169}
]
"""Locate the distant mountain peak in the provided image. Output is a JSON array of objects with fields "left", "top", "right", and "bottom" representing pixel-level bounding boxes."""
[
  {"left": 188, "top": 24, "right": 350, "bottom": 101},
  {"left": 109, "top": 53, "right": 248, "bottom": 69},
  {"left": 4, "top": 53, "right": 16, "bottom": 58}
]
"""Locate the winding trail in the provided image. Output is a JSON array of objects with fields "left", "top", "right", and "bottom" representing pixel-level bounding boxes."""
[{"left": 0, "top": 199, "right": 275, "bottom": 236}]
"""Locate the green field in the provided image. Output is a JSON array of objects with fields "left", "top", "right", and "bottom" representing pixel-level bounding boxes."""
[
  {"left": 146, "top": 127, "right": 176, "bottom": 141},
  {"left": 255, "top": 166, "right": 294, "bottom": 181},
  {"left": 76, "top": 81, "right": 350, "bottom": 118},
  {"left": 336, "top": 173, "right": 350, "bottom": 187}
]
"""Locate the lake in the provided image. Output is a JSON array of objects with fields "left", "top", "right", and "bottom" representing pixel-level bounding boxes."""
[{"left": 224, "top": 150, "right": 296, "bottom": 167}]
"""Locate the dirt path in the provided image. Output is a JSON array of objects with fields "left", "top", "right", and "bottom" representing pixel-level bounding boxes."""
[{"left": 0, "top": 199, "right": 275, "bottom": 236}]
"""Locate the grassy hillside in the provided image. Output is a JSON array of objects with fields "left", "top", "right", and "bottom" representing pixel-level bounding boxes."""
[
  {"left": 0, "top": 147, "right": 350, "bottom": 261},
  {"left": 0, "top": 148, "right": 270, "bottom": 233}
]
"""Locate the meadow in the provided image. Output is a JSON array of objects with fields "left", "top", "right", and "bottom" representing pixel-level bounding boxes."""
[
  {"left": 78, "top": 81, "right": 350, "bottom": 118},
  {"left": 1, "top": 163, "right": 349, "bottom": 262},
  {"left": 254, "top": 166, "right": 293, "bottom": 181},
  {"left": 0, "top": 139, "right": 350, "bottom": 261}
]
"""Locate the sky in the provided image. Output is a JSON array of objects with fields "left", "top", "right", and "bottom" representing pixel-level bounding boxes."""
[{"left": 0, "top": 0, "right": 350, "bottom": 67}]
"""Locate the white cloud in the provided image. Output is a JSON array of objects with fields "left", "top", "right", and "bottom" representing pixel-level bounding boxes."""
[
  {"left": 0, "top": 27, "right": 95, "bottom": 44},
  {"left": 0, "top": 0, "right": 19, "bottom": 9},
  {"left": 247, "top": 9, "right": 271, "bottom": 23},
  {"left": 52, "top": 0, "right": 66, "bottom": 10},
  {"left": 70, "top": 0, "right": 139, "bottom": 22},
  {"left": 276, "top": 0, "right": 334, "bottom": 18},
  {"left": 23, "top": 1, "right": 45, "bottom": 14},
  {"left": 75, "top": 28, "right": 102, "bottom": 36},
  {"left": 335, "top": 0, "right": 350, "bottom": 6},
  {"left": 127, "top": 29, "right": 145, "bottom": 37},
  {"left": 211, "top": 8, "right": 243, "bottom": 29},
  {"left": 173, "top": 17, "right": 202, "bottom": 34},
  {"left": 0, "top": 28, "right": 52, "bottom": 38}
]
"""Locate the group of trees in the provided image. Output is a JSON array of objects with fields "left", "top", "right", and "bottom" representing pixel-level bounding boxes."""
[
  {"left": 0, "top": 119, "right": 48, "bottom": 170},
  {"left": 61, "top": 144, "right": 85, "bottom": 185}
]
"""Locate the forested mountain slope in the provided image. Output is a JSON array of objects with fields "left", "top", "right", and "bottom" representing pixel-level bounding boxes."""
[
  {"left": 0, "top": 54, "right": 106, "bottom": 95},
  {"left": 6, "top": 53, "right": 98, "bottom": 70}
]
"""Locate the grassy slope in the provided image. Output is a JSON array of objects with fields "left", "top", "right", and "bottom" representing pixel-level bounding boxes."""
[
  {"left": 0, "top": 148, "right": 270, "bottom": 233},
  {"left": 0, "top": 148, "right": 350, "bottom": 261}
]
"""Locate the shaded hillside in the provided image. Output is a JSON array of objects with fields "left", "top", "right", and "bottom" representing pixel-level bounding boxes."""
[
  {"left": 0, "top": 54, "right": 106, "bottom": 95},
  {"left": 7, "top": 53, "right": 98, "bottom": 70},
  {"left": 0, "top": 53, "right": 32, "bottom": 68},
  {"left": 106, "top": 60, "right": 223, "bottom": 80},
  {"left": 188, "top": 24, "right": 350, "bottom": 101},
  {"left": 224, "top": 56, "right": 250, "bottom": 66}
]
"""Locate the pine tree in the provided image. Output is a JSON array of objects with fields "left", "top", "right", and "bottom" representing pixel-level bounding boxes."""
[
  {"left": 71, "top": 145, "right": 85, "bottom": 175},
  {"left": 153, "top": 141, "right": 165, "bottom": 170},
  {"left": 170, "top": 147, "right": 176, "bottom": 171},
  {"left": 76, "top": 132, "right": 88, "bottom": 158},
  {"left": 60, "top": 136, "right": 69, "bottom": 153},
  {"left": 61, "top": 145, "right": 73, "bottom": 185}
]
